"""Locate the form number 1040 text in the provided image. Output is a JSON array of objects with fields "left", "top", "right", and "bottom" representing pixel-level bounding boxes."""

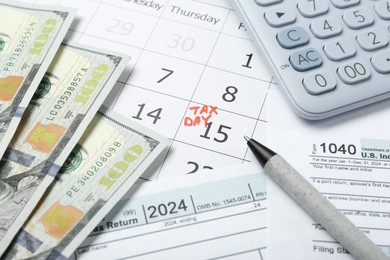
[{"left": 319, "top": 143, "right": 357, "bottom": 155}]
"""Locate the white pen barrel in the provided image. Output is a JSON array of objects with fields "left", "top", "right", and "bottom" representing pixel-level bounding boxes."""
[{"left": 265, "top": 154, "right": 389, "bottom": 260}]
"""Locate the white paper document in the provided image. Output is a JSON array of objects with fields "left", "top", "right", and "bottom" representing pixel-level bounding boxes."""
[
  {"left": 71, "top": 164, "right": 267, "bottom": 260},
  {"left": 267, "top": 87, "right": 390, "bottom": 259}
]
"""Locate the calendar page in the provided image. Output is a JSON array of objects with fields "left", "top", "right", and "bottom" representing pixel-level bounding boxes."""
[{"left": 23, "top": 0, "right": 275, "bottom": 179}]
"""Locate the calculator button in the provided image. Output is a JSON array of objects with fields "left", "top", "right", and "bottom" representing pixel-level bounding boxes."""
[
  {"left": 290, "top": 48, "right": 323, "bottom": 71},
  {"left": 310, "top": 17, "right": 342, "bottom": 39},
  {"left": 264, "top": 6, "right": 297, "bottom": 27},
  {"left": 323, "top": 38, "right": 356, "bottom": 61},
  {"left": 254, "top": 0, "right": 282, "bottom": 6},
  {"left": 371, "top": 50, "right": 390, "bottom": 73},
  {"left": 298, "top": 0, "right": 329, "bottom": 18},
  {"left": 330, "top": 0, "right": 360, "bottom": 9},
  {"left": 277, "top": 26, "right": 309, "bottom": 49},
  {"left": 375, "top": 1, "right": 390, "bottom": 20},
  {"left": 357, "top": 29, "right": 389, "bottom": 51},
  {"left": 303, "top": 71, "right": 336, "bottom": 95},
  {"left": 343, "top": 9, "right": 374, "bottom": 29},
  {"left": 337, "top": 60, "right": 371, "bottom": 84}
]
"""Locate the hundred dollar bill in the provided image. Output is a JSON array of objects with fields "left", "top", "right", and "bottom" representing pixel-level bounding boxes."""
[
  {"left": 0, "top": 0, "right": 75, "bottom": 159},
  {"left": 3, "top": 107, "right": 169, "bottom": 260},
  {"left": 0, "top": 42, "right": 130, "bottom": 256}
]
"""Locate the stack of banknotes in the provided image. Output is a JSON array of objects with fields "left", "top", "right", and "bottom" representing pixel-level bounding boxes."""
[{"left": 0, "top": 1, "right": 169, "bottom": 259}]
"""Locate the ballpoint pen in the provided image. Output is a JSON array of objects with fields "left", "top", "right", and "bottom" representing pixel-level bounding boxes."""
[{"left": 244, "top": 135, "right": 389, "bottom": 260}]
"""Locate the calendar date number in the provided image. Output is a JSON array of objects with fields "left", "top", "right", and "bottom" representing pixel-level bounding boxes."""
[
  {"left": 132, "top": 103, "right": 162, "bottom": 124},
  {"left": 200, "top": 122, "right": 231, "bottom": 143},
  {"left": 186, "top": 161, "right": 213, "bottom": 174}
]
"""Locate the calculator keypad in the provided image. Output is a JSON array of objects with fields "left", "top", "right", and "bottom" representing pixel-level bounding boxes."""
[
  {"left": 323, "top": 38, "right": 356, "bottom": 61},
  {"left": 375, "top": 1, "right": 390, "bottom": 20},
  {"left": 303, "top": 71, "right": 336, "bottom": 95},
  {"left": 271, "top": 1, "right": 389, "bottom": 88},
  {"left": 255, "top": 0, "right": 282, "bottom": 6},
  {"left": 371, "top": 50, "right": 390, "bottom": 73},
  {"left": 337, "top": 61, "right": 371, "bottom": 84},
  {"left": 232, "top": 0, "right": 390, "bottom": 119},
  {"left": 297, "top": 0, "right": 329, "bottom": 18},
  {"left": 290, "top": 48, "right": 323, "bottom": 71},
  {"left": 330, "top": 0, "right": 360, "bottom": 9},
  {"left": 264, "top": 5, "right": 296, "bottom": 27},
  {"left": 277, "top": 27, "right": 309, "bottom": 48},
  {"left": 356, "top": 29, "right": 388, "bottom": 51},
  {"left": 310, "top": 17, "right": 342, "bottom": 39},
  {"left": 342, "top": 9, "right": 374, "bottom": 29}
]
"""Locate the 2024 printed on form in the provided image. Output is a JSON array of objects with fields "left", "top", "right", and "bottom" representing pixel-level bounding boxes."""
[{"left": 21, "top": 0, "right": 275, "bottom": 179}]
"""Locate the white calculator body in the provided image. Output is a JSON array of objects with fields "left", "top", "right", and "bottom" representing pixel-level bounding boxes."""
[{"left": 232, "top": 0, "right": 390, "bottom": 120}]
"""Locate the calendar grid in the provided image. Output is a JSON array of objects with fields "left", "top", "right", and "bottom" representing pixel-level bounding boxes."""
[
  {"left": 27, "top": 0, "right": 275, "bottom": 179},
  {"left": 174, "top": 139, "right": 252, "bottom": 161},
  {"left": 242, "top": 77, "right": 274, "bottom": 162},
  {"left": 106, "top": 0, "right": 169, "bottom": 103},
  {"left": 120, "top": 81, "right": 270, "bottom": 122},
  {"left": 153, "top": 5, "right": 233, "bottom": 179}
]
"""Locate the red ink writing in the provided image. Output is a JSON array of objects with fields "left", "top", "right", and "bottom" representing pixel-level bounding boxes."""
[{"left": 184, "top": 105, "right": 218, "bottom": 127}]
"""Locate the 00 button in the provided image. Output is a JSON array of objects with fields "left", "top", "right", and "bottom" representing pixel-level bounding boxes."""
[{"left": 337, "top": 61, "right": 371, "bottom": 84}]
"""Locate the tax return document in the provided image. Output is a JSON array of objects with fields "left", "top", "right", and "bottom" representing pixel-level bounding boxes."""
[
  {"left": 266, "top": 87, "right": 390, "bottom": 259},
  {"left": 70, "top": 163, "right": 267, "bottom": 260}
]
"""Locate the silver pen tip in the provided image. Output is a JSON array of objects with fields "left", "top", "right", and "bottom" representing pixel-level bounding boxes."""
[{"left": 244, "top": 135, "right": 250, "bottom": 141}]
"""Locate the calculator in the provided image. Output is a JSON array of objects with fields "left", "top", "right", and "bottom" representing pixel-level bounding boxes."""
[{"left": 232, "top": 0, "right": 390, "bottom": 120}]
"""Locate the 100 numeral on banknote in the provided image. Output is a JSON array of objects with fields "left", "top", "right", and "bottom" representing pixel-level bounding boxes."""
[
  {"left": 0, "top": 0, "right": 75, "bottom": 159},
  {"left": 4, "top": 107, "right": 168, "bottom": 260},
  {"left": 0, "top": 42, "right": 130, "bottom": 256}
]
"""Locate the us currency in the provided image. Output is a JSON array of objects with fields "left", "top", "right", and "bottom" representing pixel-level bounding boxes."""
[
  {"left": 0, "top": 0, "right": 75, "bottom": 159},
  {"left": 3, "top": 107, "right": 169, "bottom": 260},
  {"left": 0, "top": 42, "right": 130, "bottom": 256}
]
